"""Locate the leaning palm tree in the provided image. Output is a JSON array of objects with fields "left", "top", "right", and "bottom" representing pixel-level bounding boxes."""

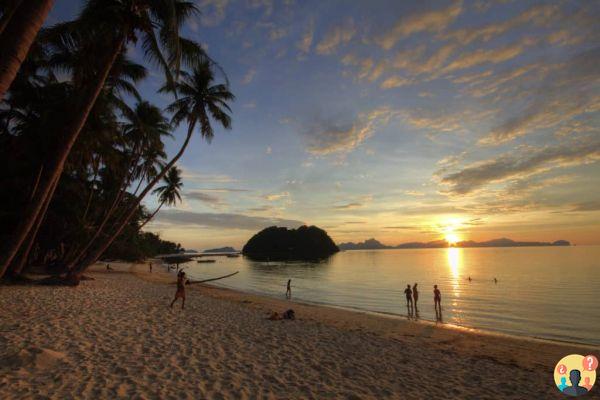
[
  {"left": 0, "top": 0, "right": 204, "bottom": 278},
  {"left": 70, "top": 62, "right": 234, "bottom": 281},
  {"left": 139, "top": 166, "right": 182, "bottom": 229},
  {"left": 0, "top": 0, "right": 55, "bottom": 100},
  {"left": 64, "top": 100, "right": 170, "bottom": 271}
]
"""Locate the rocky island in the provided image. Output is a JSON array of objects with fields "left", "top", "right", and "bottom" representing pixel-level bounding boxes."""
[
  {"left": 203, "top": 246, "right": 237, "bottom": 253},
  {"left": 242, "top": 226, "right": 339, "bottom": 261}
]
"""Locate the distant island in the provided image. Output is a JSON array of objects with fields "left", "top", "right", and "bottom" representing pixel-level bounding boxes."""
[
  {"left": 243, "top": 226, "right": 339, "bottom": 261},
  {"left": 203, "top": 246, "right": 237, "bottom": 253},
  {"left": 338, "top": 238, "right": 571, "bottom": 250}
]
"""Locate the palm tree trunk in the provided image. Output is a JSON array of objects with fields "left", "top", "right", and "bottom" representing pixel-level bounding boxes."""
[
  {"left": 139, "top": 201, "right": 164, "bottom": 230},
  {"left": 81, "top": 157, "right": 100, "bottom": 223},
  {"left": 0, "top": 0, "right": 24, "bottom": 36},
  {"left": 10, "top": 174, "right": 59, "bottom": 277},
  {"left": 0, "top": 0, "right": 55, "bottom": 100},
  {"left": 65, "top": 149, "right": 141, "bottom": 270},
  {"left": 28, "top": 164, "right": 44, "bottom": 202},
  {"left": 71, "top": 124, "right": 196, "bottom": 280},
  {"left": 0, "top": 37, "right": 124, "bottom": 279}
]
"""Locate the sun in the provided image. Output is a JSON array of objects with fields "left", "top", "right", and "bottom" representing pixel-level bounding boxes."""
[{"left": 445, "top": 232, "right": 460, "bottom": 245}]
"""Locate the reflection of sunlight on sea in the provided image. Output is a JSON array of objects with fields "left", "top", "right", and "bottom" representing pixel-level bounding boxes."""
[{"left": 447, "top": 247, "right": 463, "bottom": 323}]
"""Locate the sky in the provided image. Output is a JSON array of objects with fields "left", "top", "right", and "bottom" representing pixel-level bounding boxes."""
[{"left": 50, "top": 0, "right": 600, "bottom": 250}]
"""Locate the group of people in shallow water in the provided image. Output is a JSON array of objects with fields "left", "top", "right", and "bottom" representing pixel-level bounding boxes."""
[{"left": 403, "top": 284, "right": 442, "bottom": 321}]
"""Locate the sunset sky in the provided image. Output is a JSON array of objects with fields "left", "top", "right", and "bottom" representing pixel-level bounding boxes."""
[{"left": 52, "top": 0, "right": 600, "bottom": 250}]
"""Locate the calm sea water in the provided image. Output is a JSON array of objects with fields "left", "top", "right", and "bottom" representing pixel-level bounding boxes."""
[{"left": 177, "top": 246, "right": 600, "bottom": 346}]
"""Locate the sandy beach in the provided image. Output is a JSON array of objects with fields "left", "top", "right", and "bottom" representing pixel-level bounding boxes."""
[{"left": 1, "top": 262, "right": 598, "bottom": 399}]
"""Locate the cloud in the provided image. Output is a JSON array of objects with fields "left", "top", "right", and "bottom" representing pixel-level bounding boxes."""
[
  {"left": 268, "top": 27, "right": 288, "bottom": 41},
  {"left": 404, "top": 190, "right": 425, "bottom": 196},
  {"left": 263, "top": 192, "right": 289, "bottom": 201},
  {"left": 242, "top": 68, "right": 256, "bottom": 84},
  {"left": 398, "top": 108, "right": 478, "bottom": 135},
  {"left": 155, "top": 210, "right": 304, "bottom": 230},
  {"left": 332, "top": 195, "right": 373, "bottom": 210},
  {"left": 247, "top": 0, "right": 274, "bottom": 18},
  {"left": 197, "top": 188, "right": 250, "bottom": 193},
  {"left": 441, "top": 4, "right": 559, "bottom": 45},
  {"left": 297, "top": 19, "right": 314, "bottom": 54},
  {"left": 341, "top": 54, "right": 375, "bottom": 80},
  {"left": 503, "top": 175, "right": 574, "bottom": 197},
  {"left": 478, "top": 47, "right": 600, "bottom": 145},
  {"left": 570, "top": 201, "right": 600, "bottom": 212},
  {"left": 380, "top": 75, "right": 412, "bottom": 89},
  {"left": 439, "top": 138, "right": 600, "bottom": 195},
  {"left": 179, "top": 168, "right": 236, "bottom": 184},
  {"left": 442, "top": 43, "right": 525, "bottom": 74},
  {"left": 333, "top": 202, "right": 363, "bottom": 210},
  {"left": 185, "top": 191, "right": 227, "bottom": 208},
  {"left": 198, "top": 0, "right": 229, "bottom": 26},
  {"left": 376, "top": 0, "right": 463, "bottom": 50},
  {"left": 304, "top": 108, "right": 396, "bottom": 155},
  {"left": 316, "top": 19, "right": 356, "bottom": 55}
]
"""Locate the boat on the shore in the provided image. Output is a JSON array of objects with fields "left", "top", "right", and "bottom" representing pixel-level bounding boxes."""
[
  {"left": 226, "top": 254, "right": 240, "bottom": 258},
  {"left": 197, "top": 260, "right": 216, "bottom": 263}
]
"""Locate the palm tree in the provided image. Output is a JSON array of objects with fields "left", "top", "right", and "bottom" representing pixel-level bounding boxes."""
[
  {"left": 0, "top": 0, "right": 203, "bottom": 278},
  {"left": 0, "top": 0, "right": 55, "bottom": 100},
  {"left": 71, "top": 61, "right": 234, "bottom": 280},
  {"left": 64, "top": 100, "right": 170, "bottom": 271},
  {"left": 139, "top": 166, "right": 182, "bottom": 229}
]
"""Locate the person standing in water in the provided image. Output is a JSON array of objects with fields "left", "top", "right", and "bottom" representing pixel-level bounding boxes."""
[
  {"left": 286, "top": 279, "right": 292, "bottom": 299},
  {"left": 170, "top": 271, "right": 187, "bottom": 309},
  {"left": 412, "top": 283, "right": 419, "bottom": 310},
  {"left": 433, "top": 285, "right": 442, "bottom": 320},
  {"left": 404, "top": 284, "right": 413, "bottom": 315}
]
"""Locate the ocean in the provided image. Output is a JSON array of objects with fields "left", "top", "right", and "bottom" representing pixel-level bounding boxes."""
[{"left": 177, "top": 245, "right": 600, "bottom": 346}]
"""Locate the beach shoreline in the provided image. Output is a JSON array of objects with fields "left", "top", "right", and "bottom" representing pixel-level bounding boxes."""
[
  {"left": 1, "top": 261, "right": 597, "bottom": 399},
  {"left": 133, "top": 262, "right": 598, "bottom": 369}
]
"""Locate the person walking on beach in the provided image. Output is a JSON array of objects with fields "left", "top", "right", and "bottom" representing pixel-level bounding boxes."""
[
  {"left": 149, "top": 262, "right": 152, "bottom": 273},
  {"left": 404, "top": 284, "right": 413, "bottom": 315},
  {"left": 286, "top": 279, "right": 292, "bottom": 299},
  {"left": 433, "top": 285, "right": 442, "bottom": 320},
  {"left": 170, "top": 271, "right": 187, "bottom": 310}
]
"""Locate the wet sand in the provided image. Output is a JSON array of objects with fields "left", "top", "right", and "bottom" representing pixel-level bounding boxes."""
[{"left": 0, "top": 262, "right": 597, "bottom": 399}]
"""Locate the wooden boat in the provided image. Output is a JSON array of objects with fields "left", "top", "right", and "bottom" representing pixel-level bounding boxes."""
[
  {"left": 197, "top": 259, "right": 216, "bottom": 263},
  {"left": 226, "top": 254, "right": 240, "bottom": 258}
]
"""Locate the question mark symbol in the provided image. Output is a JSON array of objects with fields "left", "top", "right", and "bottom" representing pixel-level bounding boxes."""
[
  {"left": 557, "top": 364, "right": 566, "bottom": 374},
  {"left": 583, "top": 355, "right": 598, "bottom": 371}
]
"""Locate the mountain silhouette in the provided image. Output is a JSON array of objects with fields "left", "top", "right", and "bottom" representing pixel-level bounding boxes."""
[{"left": 339, "top": 237, "right": 571, "bottom": 250}]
